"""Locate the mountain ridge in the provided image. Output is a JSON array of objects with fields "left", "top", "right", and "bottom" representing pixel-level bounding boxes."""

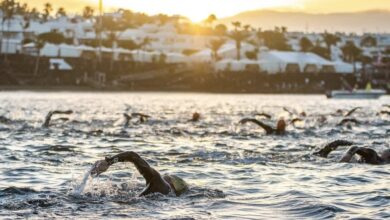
[{"left": 219, "top": 10, "right": 390, "bottom": 33}]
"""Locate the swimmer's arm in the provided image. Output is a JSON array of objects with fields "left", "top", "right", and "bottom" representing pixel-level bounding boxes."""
[
  {"left": 344, "top": 107, "right": 361, "bottom": 117},
  {"left": 337, "top": 118, "right": 360, "bottom": 126},
  {"left": 42, "top": 111, "right": 54, "bottom": 127},
  {"left": 123, "top": 113, "right": 132, "bottom": 127},
  {"left": 314, "top": 140, "right": 354, "bottom": 158},
  {"left": 240, "top": 118, "right": 274, "bottom": 134},
  {"left": 106, "top": 151, "right": 159, "bottom": 184},
  {"left": 42, "top": 110, "right": 73, "bottom": 128},
  {"left": 340, "top": 146, "right": 360, "bottom": 162}
]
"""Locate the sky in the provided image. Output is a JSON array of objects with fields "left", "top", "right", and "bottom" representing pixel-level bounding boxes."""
[{"left": 22, "top": 0, "right": 390, "bottom": 22}]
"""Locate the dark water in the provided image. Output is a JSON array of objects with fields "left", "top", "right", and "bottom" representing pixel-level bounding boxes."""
[{"left": 0, "top": 92, "right": 389, "bottom": 219}]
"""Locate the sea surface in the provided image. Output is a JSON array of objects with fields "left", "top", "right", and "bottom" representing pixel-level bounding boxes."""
[{"left": 0, "top": 92, "right": 389, "bottom": 220}]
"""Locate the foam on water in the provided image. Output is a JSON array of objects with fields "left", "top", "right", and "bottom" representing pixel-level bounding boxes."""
[{"left": 72, "top": 167, "right": 92, "bottom": 196}]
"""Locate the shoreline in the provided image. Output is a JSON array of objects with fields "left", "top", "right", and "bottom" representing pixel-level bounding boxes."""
[{"left": 0, "top": 85, "right": 327, "bottom": 94}]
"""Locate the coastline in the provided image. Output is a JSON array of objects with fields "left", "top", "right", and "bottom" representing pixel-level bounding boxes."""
[{"left": 0, "top": 85, "right": 328, "bottom": 94}]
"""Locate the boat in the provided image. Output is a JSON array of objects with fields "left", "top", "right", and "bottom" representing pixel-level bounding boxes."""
[{"left": 326, "top": 89, "right": 387, "bottom": 99}]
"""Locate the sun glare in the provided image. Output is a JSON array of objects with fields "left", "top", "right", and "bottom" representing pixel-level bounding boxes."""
[{"left": 91, "top": 0, "right": 303, "bottom": 22}]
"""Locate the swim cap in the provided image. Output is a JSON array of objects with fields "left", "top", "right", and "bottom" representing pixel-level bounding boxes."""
[{"left": 164, "top": 175, "right": 188, "bottom": 196}]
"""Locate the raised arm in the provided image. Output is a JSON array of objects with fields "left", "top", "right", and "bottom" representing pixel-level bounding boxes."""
[
  {"left": 105, "top": 151, "right": 159, "bottom": 185},
  {"left": 344, "top": 107, "right": 362, "bottom": 117},
  {"left": 123, "top": 113, "right": 132, "bottom": 127},
  {"left": 42, "top": 110, "right": 73, "bottom": 128},
  {"left": 42, "top": 111, "right": 54, "bottom": 128},
  {"left": 239, "top": 118, "right": 274, "bottom": 134},
  {"left": 339, "top": 146, "right": 360, "bottom": 162},
  {"left": 91, "top": 151, "right": 171, "bottom": 196},
  {"left": 313, "top": 140, "right": 354, "bottom": 158},
  {"left": 337, "top": 118, "right": 360, "bottom": 126}
]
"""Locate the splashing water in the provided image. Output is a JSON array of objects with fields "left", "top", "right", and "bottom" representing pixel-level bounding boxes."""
[{"left": 72, "top": 167, "right": 93, "bottom": 196}]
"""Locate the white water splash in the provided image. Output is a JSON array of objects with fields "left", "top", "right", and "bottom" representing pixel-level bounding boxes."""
[{"left": 72, "top": 167, "right": 92, "bottom": 196}]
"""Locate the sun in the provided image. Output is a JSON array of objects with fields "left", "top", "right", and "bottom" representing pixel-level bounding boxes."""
[{"left": 91, "top": 0, "right": 304, "bottom": 22}]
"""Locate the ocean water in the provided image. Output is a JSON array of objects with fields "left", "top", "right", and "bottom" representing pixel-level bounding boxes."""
[{"left": 0, "top": 92, "right": 389, "bottom": 219}]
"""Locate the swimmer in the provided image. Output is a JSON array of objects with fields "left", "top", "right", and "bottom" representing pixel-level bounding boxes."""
[
  {"left": 91, "top": 151, "right": 188, "bottom": 196},
  {"left": 189, "top": 112, "right": 200, "bottom": 122},
  {"left": 344, "top": 107, "right": 362, "bottom": 117},
  {"left": 282, "top": 107, "right": 295, "bottom": 116},
  {"left": 131, "top": 113, "right": 151, "bottom": 123},
  {"left": 0, "top": 116, "right": 11, "bottom": 124},
  {"left": 382, "top": 104, "right": 390, "bottom": 108},
  {"left": 379, "top": 111, "right": 390, "bottom": 116},
  {"left": 290, "top": 118, "right": 304, "bottom": 128},
  {"left": 333, "top": 107, "right": 361, "bottom": 117},
  {"left": 337, "top": 118, "right": 360, "bottom": 126},
  {"left": 314, "top": 140, "right": 390, "bottom": 165},
  {"left": 123, "top": 113, "right": 132, "bottom": 127},
  {"left": 42, "top": 110, "right": 73, "bottom": 128},
  {"left": 239, "top": 118, "right": 286, "bottom": 135}
]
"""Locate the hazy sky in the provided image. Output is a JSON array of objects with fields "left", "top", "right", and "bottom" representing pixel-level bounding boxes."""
[{"left": 22, "top": 0, "right": 390, "bottom": 21}]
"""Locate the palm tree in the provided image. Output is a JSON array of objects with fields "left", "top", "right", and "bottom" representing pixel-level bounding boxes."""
[
  {"left": 204, "top": 14, "right": 217, "bottom": 27},
  {"left": 82, "top": 6, "right": 94, "bottom": 20},
  {"left": 214, "top": 23, "right": 227, "bottom": 36},
  {"left": 243, "top": 24, "right": 251, "bottom": 32},
  {"left": 208, "top": 38, "right": 226, "bottom": 61},
  {"left": 300, "top": 37, "right": 313, "bottom": 52},
  {"left": 29, "top": 8, "right": 40, "bottom": 20},
  {"left": 228, "top": 27, "right": 250, "bottom": 60},
  {"left": 56, "top": 7, "right": 66, "bottom": 18},
  {"left": 231, "top": 21, "right": 241, "bottom": 30},
  {"left": 322, "top": 32, "right": 340, "bottom": 54},
  {"left": 341, "top": 41, "right": 362, "bottom": 73},
  {"left": 360, "top": 35, "right": 377, "bottom": 48},
  {"left": 34, "top": 38, "right": 45, "bottom": 76},
  {"left": 42, "top": 3, "right": 53, "bottom": 22}
]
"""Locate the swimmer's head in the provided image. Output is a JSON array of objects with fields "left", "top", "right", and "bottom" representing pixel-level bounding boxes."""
[
  {"left": 277, "top": 118, "right": 286, "bottom": 132},
  {"left": 163, "top": 174, "right": 188, "bottom": 196},
  {"left": 192, "top": 112, "right": 200, "bottom": 121},
  {"left": 381, "top": 149, "right": 390, "bottom": 162}
]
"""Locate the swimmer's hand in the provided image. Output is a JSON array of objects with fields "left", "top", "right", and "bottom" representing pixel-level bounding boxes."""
[{"left": 91, "top": 160, "right": 110, "bottom": 177}]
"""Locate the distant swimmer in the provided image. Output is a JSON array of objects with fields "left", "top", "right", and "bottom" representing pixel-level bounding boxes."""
[
  {"left": 333, "top": 107, "right": 362, "bottom": 117},
  {"left": 282, "top": 107, "right": 306, "bottom": 118},
  {"left": 282, "top": 107, "right": 295, "bottom": 116},
  {"left": 132, "top": 113, "right": 151, "bottom": 123},
  {"left": 189, "top": 112, "right": 200, "bottom": 122},
  {"left": 91, "top": 151, "right": 188, "bottom": 196},
  {"left": 379, "top": 111, "right": 390, "bottom": 116},
  {"left": 382, "top": 104, "right": 390, "bottom": 109},
  {"left": 344, "top": 107, "right": 362, "bottom": 117},
  {"left": 123, "top": 113, "right": 132, "bottom": 127},
  {"left": 123, "top": 113, "right": 151, "bottom": 126},
  {"left": 239, "top": 118, "right": 286, "bottom": 135},
  {"left": 313, "top": 140, "right": 390, "bottom": 165},
  {"left": 42, "top": 110, "right": 73, "bottom": 128},
  {"left": 290, "top": 118, "right": 304, "bottom": 128},
  {"left": 337, "top": 118, "right": 360, "bottom": 126},
  {"left": 0, "top": 116, "right": 11, "bottom": 124}
]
